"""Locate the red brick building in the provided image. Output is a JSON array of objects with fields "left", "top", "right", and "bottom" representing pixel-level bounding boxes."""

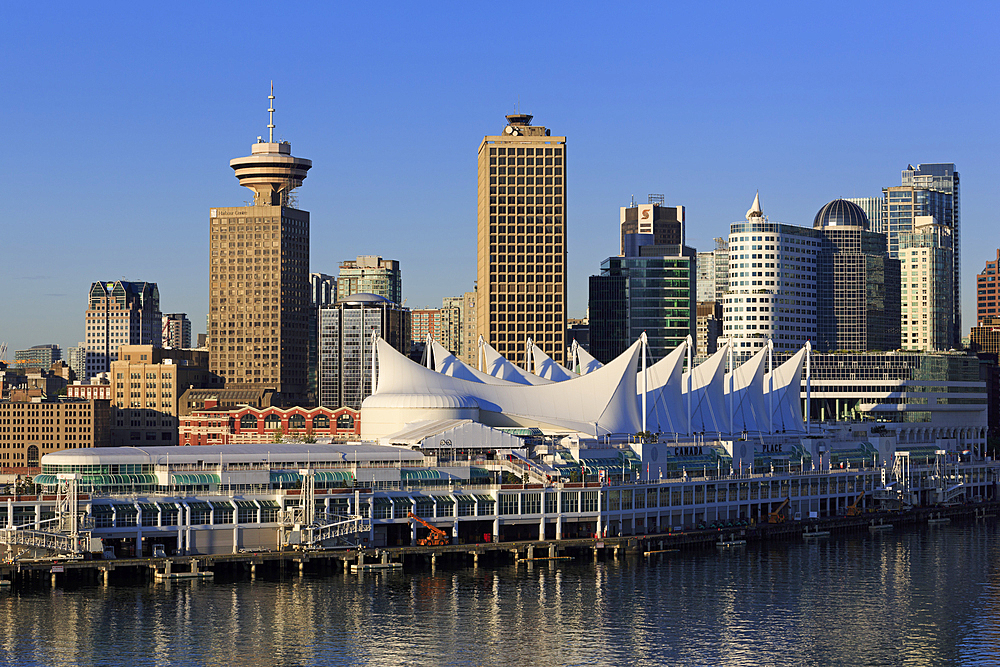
[
  {"left": 977, "top": 249, "right": 1000, "bottom": 324},
  {"left": 66, "top": 383, "right": 113, "bottom": 401},
  {"left": 179, "top": 400, "right": 360, "bottom": 445}
]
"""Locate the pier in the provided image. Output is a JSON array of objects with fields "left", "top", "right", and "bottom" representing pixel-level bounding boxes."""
[{"left": 3, "top": 501, "right": 995, "bottom": 588}]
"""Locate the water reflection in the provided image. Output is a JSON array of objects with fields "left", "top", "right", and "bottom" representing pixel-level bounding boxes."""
[{"left": 0, "top": 522, "right": 998, "bottom": 665}]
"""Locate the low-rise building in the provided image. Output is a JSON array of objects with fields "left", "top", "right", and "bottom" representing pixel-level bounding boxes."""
[
  {"left": 109, "top": 345, "right": 222, "bottom": 446},
  {"left": 0, "top": 397, "right": 111, "bottom": 472},
  {"left": 179, "top": 401, "right": 361, "bottom": 445},
  {"left": 971, "top": 316, "right": 1000, "bottom": 356},
  {"left": 67, "top": 380, "right": 113, "bottom": 401}
]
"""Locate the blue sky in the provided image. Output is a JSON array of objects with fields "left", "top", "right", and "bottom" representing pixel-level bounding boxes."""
[{"left": 2, "top": 1, "right": 997, "bottom": 358}]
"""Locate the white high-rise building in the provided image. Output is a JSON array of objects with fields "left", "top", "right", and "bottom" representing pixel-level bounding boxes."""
[
  {"left": 723, "top": 193, "right": 819, "bottom": 359},
  {"left": 899, "top": 216, "right": 954, "bottom": 351}
]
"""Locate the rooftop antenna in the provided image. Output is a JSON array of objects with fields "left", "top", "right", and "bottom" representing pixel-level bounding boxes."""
[{"left": 268, "top": 81, "right": 275, "bottom": 143}]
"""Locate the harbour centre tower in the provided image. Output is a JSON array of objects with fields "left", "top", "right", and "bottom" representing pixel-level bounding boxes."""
[{"left": 208, "top": 87, "right": 312, "bottom": 404}]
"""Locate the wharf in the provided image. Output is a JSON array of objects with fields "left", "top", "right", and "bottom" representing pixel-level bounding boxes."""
[{"left": 2, "top": 502, "right": 996, "bottom": 588}]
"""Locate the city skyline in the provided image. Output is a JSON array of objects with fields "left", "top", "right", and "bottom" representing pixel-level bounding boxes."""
[{"left": 3, "top": 3, "right": 998, "bottom": 357}]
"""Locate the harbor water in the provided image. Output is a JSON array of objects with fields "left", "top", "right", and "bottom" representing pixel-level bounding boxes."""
[{"left": 2, "top": 520, "right": 999, "bottom": 666}]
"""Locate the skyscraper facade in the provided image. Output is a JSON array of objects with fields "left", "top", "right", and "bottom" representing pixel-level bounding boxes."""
[
  {"left": 161, "top": 313, "right": 192, "bottom": 349},
  {"left": 439, "top": 295, "right": 465, "bottom": 356},
  {"left": 337, "top": 256, "right": 401, "bottom": 304},
  {"left": 813, "top": 199, "right": 900, "bottom": 352},
  {"left": 411, "top": 308, "right": 443, "bottom": 346},
  {"left": 723, "top": 194, "right": 820, "bottom": 358},
  {"left": 318, "top": 294, "right": 410, "bottom": 409},
  {"left": 66, "top": 343, "right": 86, "bottom": 381},
  {"left": 619, "top": 199, "right": 684, "bottom": 256},
  {"left": 13, "top": 345, "right": 61, "bottom": 370},
  {"left": 84, "top": 280, "right": 161, "bottom": 378},
  {"left": 899, "top": 217, "right": 953, "bottom": 351},
  {"left": 589, "top": 199, "right": 696, "bottom": 363},
  {"left": 310, "top": 273, "right": 337, "bottom": 305},
  {"left": 696, "top": 301, "right": 723, "bottom": 356},
  {"left": 883, "top": 163, "right": 960, "bottom": 345},
  {"left": 308, "top": 272, "right": 338, "bottom": 406},
  {"left": 976, "top": 249, "right": 1000, "bottom": 324},
  {"left": 845, "top": 197, "right": 885, "bottom": 234},
  {"left": 477, "top": 114, "right": 566, "bottom": 366},
  {"left": 460, "top": 290, "right": 477, "bottom": 366},
  {"left": 208, "top": 89, "right": 312, "bottom": 403},
  {"left": 696, "top": 237, "right": 729, "bottom": 302}
]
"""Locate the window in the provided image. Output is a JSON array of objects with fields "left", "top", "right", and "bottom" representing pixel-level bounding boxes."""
[
  {"left": 288, "top": 415, "right": 306, "bottom": 430},
  {"left": 499, "top": 494, "right": 519, "bottom": 515},
  {"left": 312, "top": 415, "right": 330, "bottom": 429},
  {"left": 240, "top": 414, "right": 258, "bottom": 429},
  {"left": 337, "top": 414, "right": 355, "bottom": 430}
]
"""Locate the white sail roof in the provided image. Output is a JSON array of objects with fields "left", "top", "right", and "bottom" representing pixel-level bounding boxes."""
[
  {"left": 365, "top": 338, "right": 644, "bottom": 436},
  {"left": 575, "top": 346, "right": 603, "bottom": 375},
  {"left": 642, "top": 342, "right": 687, "bottom": 435},
  {"left": 765, "top": 347, "right": 806, "bottom": 433},
  {"left": 481, "top": 340, "right": 552, "bottom": 385},
  {"left": 684, "top": 343, "right": 730, "bottom": 435},
  {"left": 430, "top": 340, "right": 520, "bottom": 386},
  {"left": 727, "top": 347, "right": 768, "bottom": 434},
  {"left": 530, "top": 343, "right": 576, "bottom": 382}
]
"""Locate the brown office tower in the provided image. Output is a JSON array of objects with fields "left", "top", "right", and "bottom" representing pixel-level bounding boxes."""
[
  {"left": 477, "top": 114, "right": 566, "bottom": 367},
  {"left": 208, "top": 87, "right": 312, "bottom": 404}
]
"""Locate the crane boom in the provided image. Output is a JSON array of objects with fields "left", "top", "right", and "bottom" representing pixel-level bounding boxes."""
[{"left": 407, "top": 512, "right": 450, "bottom": 546}]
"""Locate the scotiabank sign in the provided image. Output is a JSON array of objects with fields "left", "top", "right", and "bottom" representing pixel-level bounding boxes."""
[{"left": 637, "top": 205, "right": 654, "bottom": 234}]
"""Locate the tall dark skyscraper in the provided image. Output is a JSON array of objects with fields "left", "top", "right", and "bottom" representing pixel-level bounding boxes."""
[{"left": 208, "top": 86, "right": 312, "bottom": 403}]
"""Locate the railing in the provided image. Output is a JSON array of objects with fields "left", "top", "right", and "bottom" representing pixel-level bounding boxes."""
[
  {"left": 0, "top": 527, "right": 90, "bottom": 556},
  {"left": 303, "top": 516, "right": 369, "bottom": 545}
]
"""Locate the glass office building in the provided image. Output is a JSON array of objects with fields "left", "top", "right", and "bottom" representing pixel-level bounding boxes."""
[
  {"left": 814, "top": 199, "right": 901, "bottom": 352},
  {"left": 318, "top": 294, "right": 410, "bottom": 409},
  {"left": 589, "top": 254, "right": 695, "bottom": 364}
]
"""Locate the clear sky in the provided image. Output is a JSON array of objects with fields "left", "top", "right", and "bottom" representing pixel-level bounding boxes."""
[{"left": 2, "top": 1, "right": 998, "bottom": 359}]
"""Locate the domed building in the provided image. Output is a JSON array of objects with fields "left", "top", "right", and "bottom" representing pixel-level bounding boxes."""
[
  {"left": 813, "top": 199, "right": 870, "bottom": 229},
  {"left": 813, "top": 200, "right": 900, "bottom": 353}
]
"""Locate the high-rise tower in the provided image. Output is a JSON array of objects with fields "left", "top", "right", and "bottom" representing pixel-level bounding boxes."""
[
  {"left": 883, "top": 163, "right": 960, "bottom": 348},
  {"left": 84, "top": 280, "right": 161, "bottom": 378},
  {"left": 477, "top": 114, "right": 566, "bottom": 366},
  {"left": 208, "top": 86, "right": 312, "bottom": 403}
]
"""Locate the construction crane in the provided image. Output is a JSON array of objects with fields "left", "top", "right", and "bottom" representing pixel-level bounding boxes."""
[
  {"left": 768, "top": 498, "right": 790, "bottom": 524},
  {"left": 846, "top": 491, "right": 866, "bottom": 516},
  {"left": 407, "top": 512, "right": 451, "bottom": 546}
]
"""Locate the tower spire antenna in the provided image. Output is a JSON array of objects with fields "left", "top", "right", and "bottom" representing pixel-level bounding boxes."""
[{"left": 268, "top": 81, "right": 275, "bottom": 143}]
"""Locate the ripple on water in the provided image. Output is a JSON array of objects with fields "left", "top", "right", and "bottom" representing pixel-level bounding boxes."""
[{"left": 0, "top": 523, "right": 999, "bottom": 666}]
